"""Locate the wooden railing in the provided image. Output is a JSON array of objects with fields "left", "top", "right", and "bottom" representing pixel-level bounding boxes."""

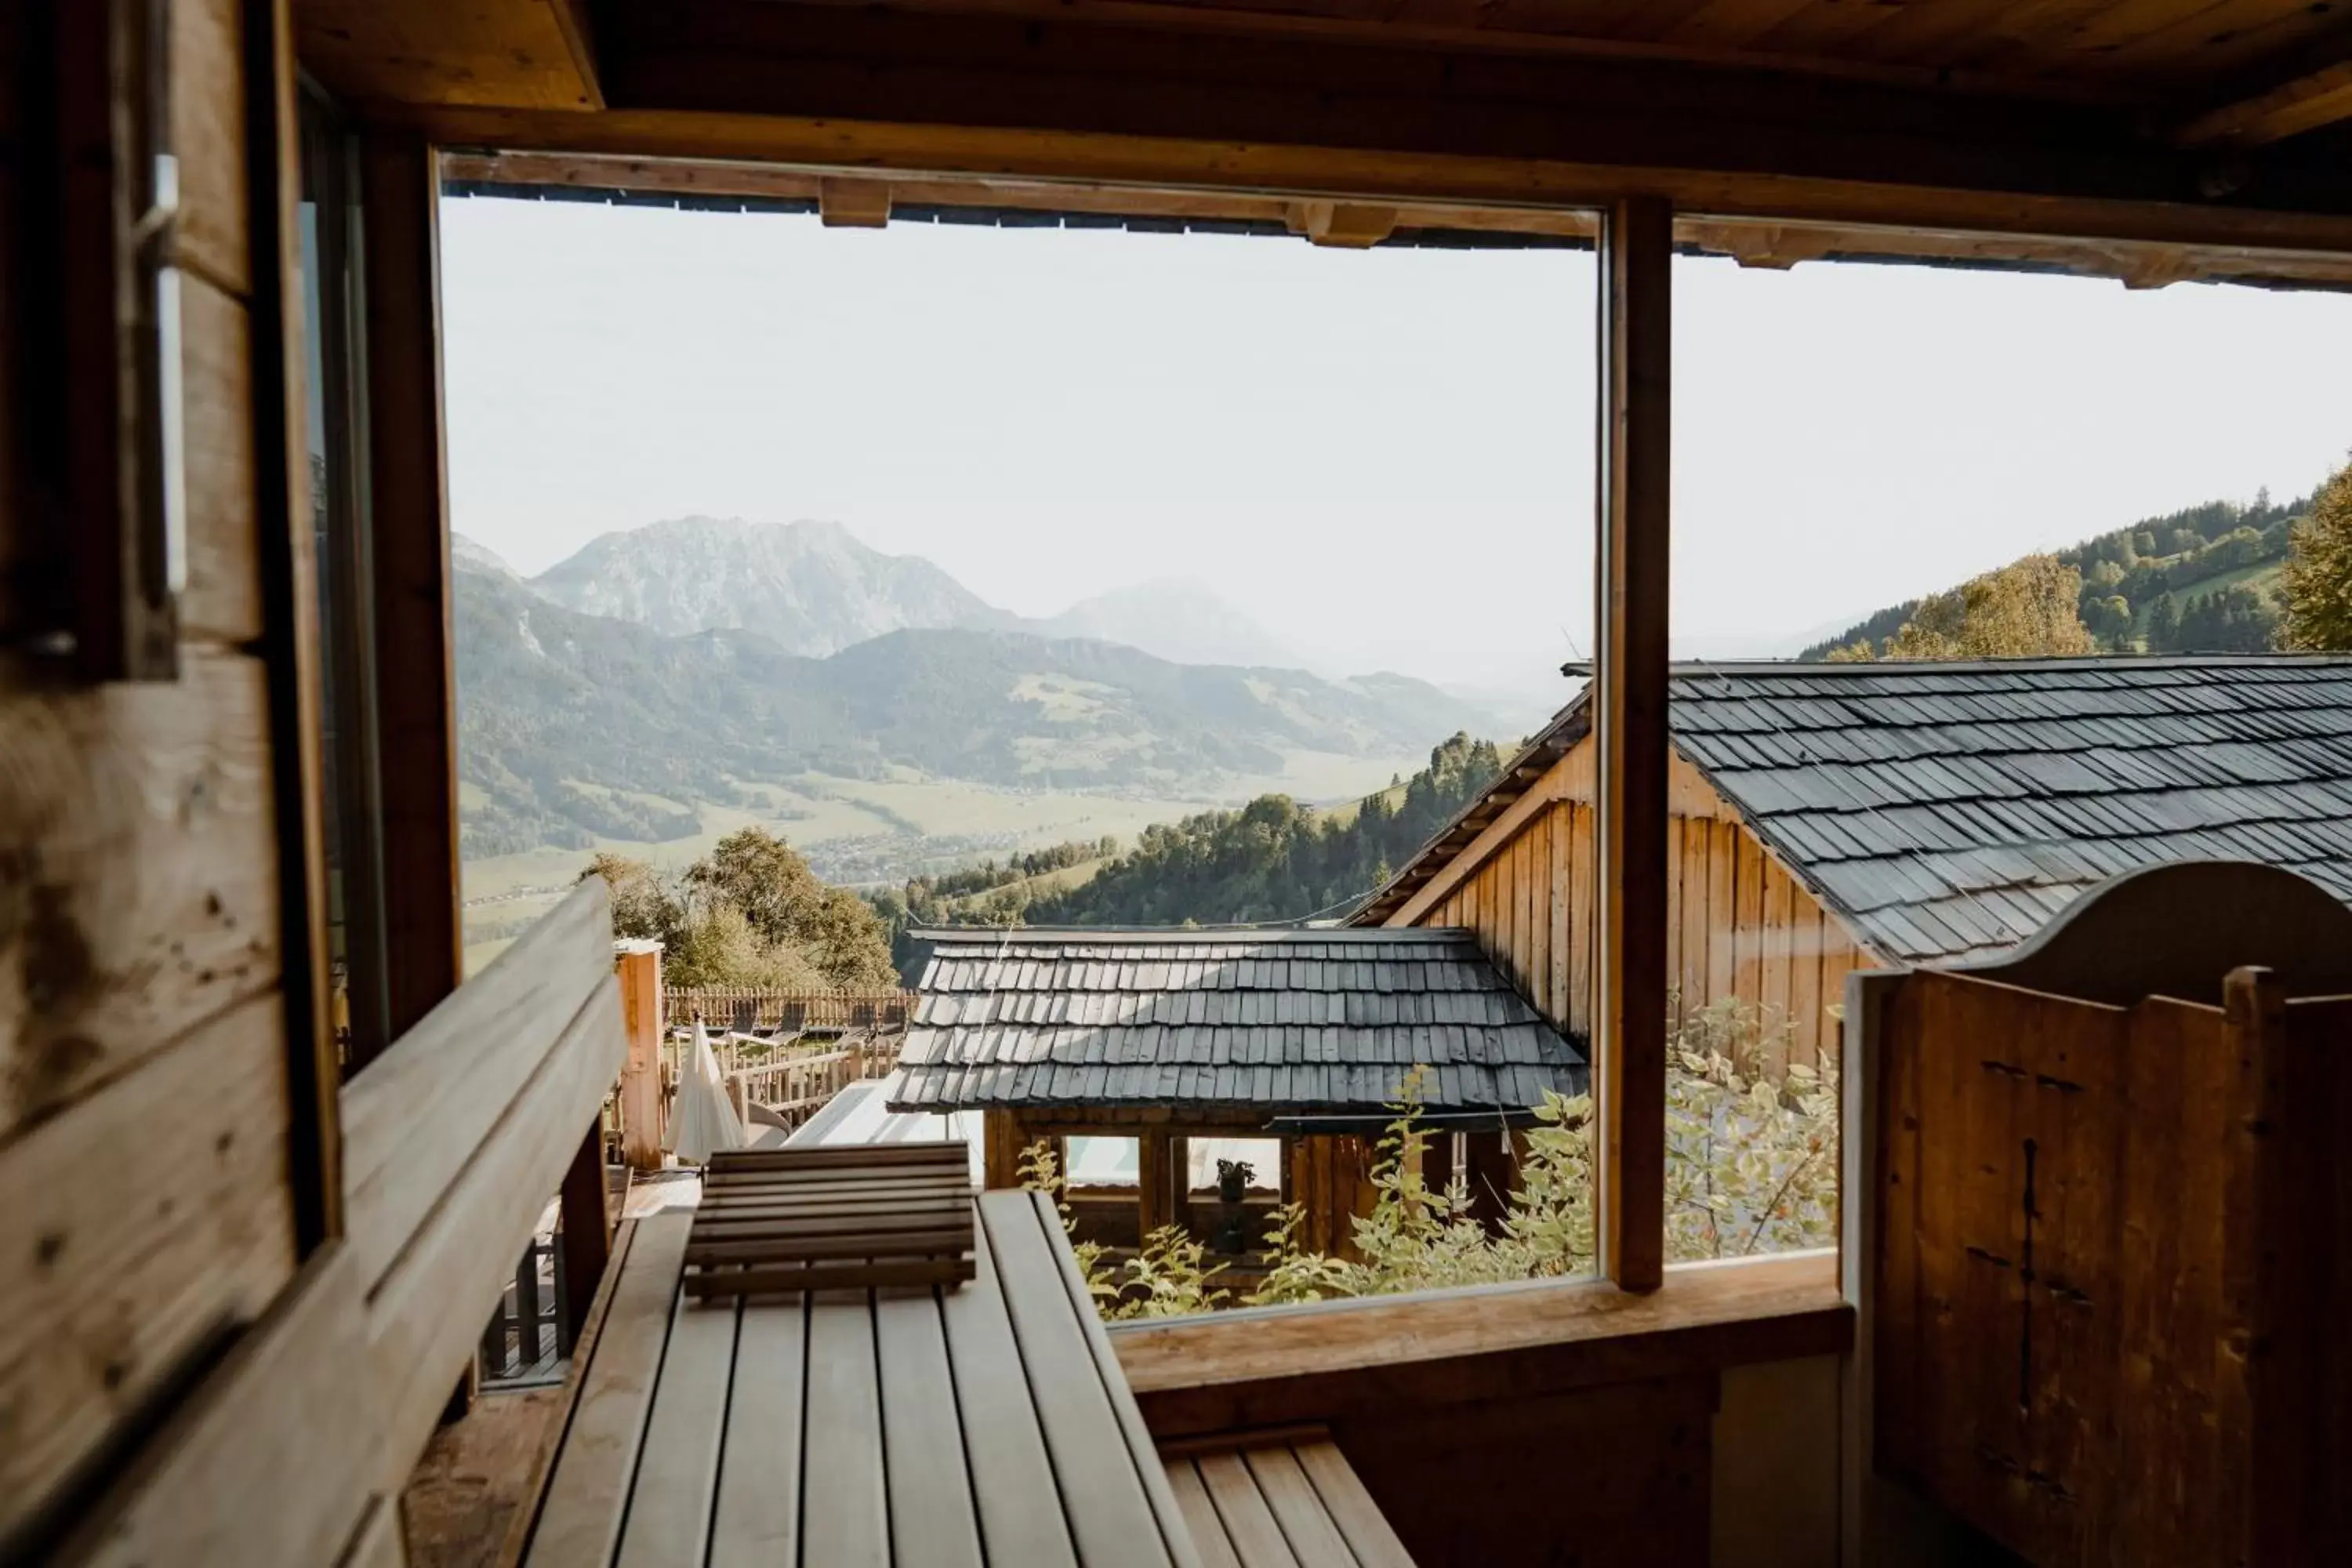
[
  {"left": 723, "top": 1036, "right": 887, "bottom": 1133},
  {"left": 478, "top": 1232, "right": 568, "bottom": 1386},
  {"left": 663, "top": 985, "right": 913, "bottom": 1033}
]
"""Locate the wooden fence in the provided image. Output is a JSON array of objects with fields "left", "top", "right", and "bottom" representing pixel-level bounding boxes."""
[
  {"left": 664, "top": 985, "right": 915, "bottom": 1032},
  {"left": 647, "top": 1023, "right": 908, "bottom": 1144},
  {"left": 722, "top": 1035, "right": 898, "bottom": 1138}
]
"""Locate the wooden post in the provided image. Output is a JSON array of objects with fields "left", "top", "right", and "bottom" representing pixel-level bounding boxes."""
[
  {"left": 1466, "top": 1130, "right": 1515, "bottom": 1235},
  {"left": 1595, "top": 194, "right": 1673, "bottom": 1294},
  {"left": 615, "top": 942, "right": 665, "bottom": 1172},
  {"left": 360, "top": 132, "right": 463, "bottom": 1059},
  {"left": 1138, "top": 1131, "right": 1172, "bottom": 1238},
  {"left": 556, "top": 1122, "right": 612, "bottom": 1345},
  {"left": 984, "top": 1109, "right": 1025, "bottom": 1190}
]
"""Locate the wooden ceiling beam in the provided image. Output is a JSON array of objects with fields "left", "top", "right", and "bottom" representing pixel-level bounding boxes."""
[
  {"left": 2176, "top": 60, "right": 2352, "bottom": 148},
  {"left": 296, "top": 0, "right": 602, "bottom": 113},
  {"left": 1293, "top": 200, "right": 1399, "bottom": 248},
  {"left": 818, "top": 176, "right": 894, "bottom": 227},
  {"left": 405, "top": 100, "right": 2352, "bottom": 282},
  {"left": 429, "top": 151, "right": 2352, "bottom": 285},
  {"left": 530, "top": 2, "right": 2352, "bottom": 254}
]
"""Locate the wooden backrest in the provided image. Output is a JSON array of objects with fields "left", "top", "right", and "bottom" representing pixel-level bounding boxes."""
[
  {"left": 59, "top": 880, "right": 622, "bottom": 1566},
  {"left": 1944, "top": 858, "right": 2352, "bottom": 1005},
  {"left": 1867, "top": 869, "right": 2352, "bottom": 1563}
]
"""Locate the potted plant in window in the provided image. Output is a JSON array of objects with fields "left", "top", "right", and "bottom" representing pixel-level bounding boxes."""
[{"left": 1215, "top": 1157, "right": 1254, "bottom": 1203}]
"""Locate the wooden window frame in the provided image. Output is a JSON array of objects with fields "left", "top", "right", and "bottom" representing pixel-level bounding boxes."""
[
  {"left": 398, "top": 161, "right": 1684, "bottom": 1305},
  {"left": 1594, "top": 196, "right": 1674, "bottom": 1293},
  {"left": 296, "top": 82, "right": 397, "bottom": 1076}
]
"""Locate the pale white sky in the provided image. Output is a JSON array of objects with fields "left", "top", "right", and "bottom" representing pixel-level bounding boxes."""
[{"left": 441, "top": 196, "right": 2352, "bottom": 694}]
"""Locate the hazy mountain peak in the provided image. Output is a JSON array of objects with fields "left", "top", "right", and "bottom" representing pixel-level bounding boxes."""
[
  {"left": 528, "top": 515, "right": 1007, "bottom": 654},
  {"left": 1036, "top": 578, "right": 1299, "bottom": 670},
  {"left": 451, "top": 532, "right": 522, "bottom": 580}
]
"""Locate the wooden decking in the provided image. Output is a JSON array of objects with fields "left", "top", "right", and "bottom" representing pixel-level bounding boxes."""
[
  {"left": 1162, "top": 1431, "right": 1415, "bottom": 1568},
  {"left": 513, "top": 1184, "right": 1205, "bottom": 1566}
]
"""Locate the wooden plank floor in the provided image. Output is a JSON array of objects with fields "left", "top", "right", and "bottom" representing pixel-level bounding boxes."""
[{"left": 517, "top": 1183, "right": 1200, "bottom": 1566}]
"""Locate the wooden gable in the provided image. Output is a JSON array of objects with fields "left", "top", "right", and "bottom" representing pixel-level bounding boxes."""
[{"left": 1381, "top": 736, "right": 1878, "bottom": 1078}]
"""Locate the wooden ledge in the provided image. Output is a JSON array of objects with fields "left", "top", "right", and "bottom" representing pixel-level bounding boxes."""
[{"left": 1109, "top": 1250, "right": 1849, "bottom": 1437}]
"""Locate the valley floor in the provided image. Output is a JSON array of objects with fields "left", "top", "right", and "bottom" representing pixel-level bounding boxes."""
[{"left": 460, "top": 750, "right": 1428, "bottom": 971}]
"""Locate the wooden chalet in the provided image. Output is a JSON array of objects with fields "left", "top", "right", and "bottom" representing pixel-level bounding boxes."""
[
  {"left": 13, "top": 0, "right": 2352, "bottom": 1564},
  {"left": 1356, "top": 655, "right": 2352, "bottom": 1079},
  {"left": 894, "top": 927, "right": 1586, "bottom": 1261}
]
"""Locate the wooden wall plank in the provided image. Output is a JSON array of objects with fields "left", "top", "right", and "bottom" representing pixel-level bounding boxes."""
[
  {"left": 65, "top": 1250, "right": 379, "bottom": 1568},
  {"left": 176, "top": 0, "right": 252, "bottom": 296},
  {"left": 1527, "top": 811, "right": 1552, "bottom": 1019},
  {"left": 1705, "top": 820, "right": 1738, "bottom": 1004},
  {"left": 1569, "top": 804, "right": 1595, "bottom": 1040},
  {"left": 1661, "top": 820, "right": 1685, "bottom": 1034},
  {"left": 1788, "top": 901, "right": 1824, "bottom": 1072},
  {"left": 180, "top": 278, "right": 264, "bottom": 643},
  {"left": 1759, "top": 861, "right": 1795, "bottom": 1078},
  {"left": 1548, "top": 805, "right": 1570, "bottom": 1032},
  {"left": 0, "top": 650, "right": 281, "bottom": 1138},
  {"left": 1731, "top": 833, "right": 1766, "bottom": 1016},
  {"left": 1676, "top": 816, "right": 1709, "bottom": 1034},
  {"left": 0, "top": 993, "right": 296, "bottom": 1555}
]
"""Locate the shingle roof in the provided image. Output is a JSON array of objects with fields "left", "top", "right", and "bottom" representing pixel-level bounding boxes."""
[
  {"left": 888, "top": 927, "right": 1587, "bottom": 1116},
  {"left": 1353, "top": 655, "right": 2352, "bottom": 965}
]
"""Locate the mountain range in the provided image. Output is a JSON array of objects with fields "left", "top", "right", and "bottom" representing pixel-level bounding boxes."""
[
  {"left": 485, "top": 515, "right": 1305, "bottom": 669},
  {"left": 452, "top": 520, "right": 1499, "bottom": 858}
]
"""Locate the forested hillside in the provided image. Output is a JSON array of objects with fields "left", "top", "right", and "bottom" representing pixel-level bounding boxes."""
[
  {"left": 860, "top": 734, "right": 1508, "bottom": 976},
  {"left": 1802, "top": 488, "right": 2314, "bottom": 659},
  {"left": 861, "top": 734, "right": 1503, "bottom": 975},
  {"left": 1032, "top": 731, "right": 1505, "bottom": 924}
]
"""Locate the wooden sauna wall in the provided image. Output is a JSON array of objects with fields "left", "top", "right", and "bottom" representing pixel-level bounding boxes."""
[
  {"left": 1872, "top": 969, "right": 2352, "bottom": 1566},
  {"left": 1396, "top": 742, "right": 1873, "bottom": 1076},
  {"left": 0, "top": 1, "right": 307, "bottom": 1552}
]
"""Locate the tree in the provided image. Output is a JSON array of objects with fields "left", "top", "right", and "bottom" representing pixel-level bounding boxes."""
[
  {"left": 2281, "top": 460, "right": 2352, "bottom": 650},
  {"left": 586, "top": 851, "right": 681, "bottom": 944},
  {"left": 1852, "top": 555, "right": 2097, "bottom": 661},
  {"left": 2147, "top": 592, "right": 2181, "bottom": 652},
  {"left": 576, "top": 827, "right": 897, "bottom": 989}
]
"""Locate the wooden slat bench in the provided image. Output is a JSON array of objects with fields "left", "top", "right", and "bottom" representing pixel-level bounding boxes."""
[
  {"left": 508, "top": 1156, "right": 1204, "bottom": 1566},
  {"left": 1161, "top": 1430, "right": 1417, "bottom": 1568}
]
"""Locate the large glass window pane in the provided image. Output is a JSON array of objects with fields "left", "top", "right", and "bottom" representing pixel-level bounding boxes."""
[
  {"left": 1666, "top": 238, "right": 2352, "bottom": 1260},
  {"left": 440, "top": 183, "right": 1600, "bottom": 1316}
]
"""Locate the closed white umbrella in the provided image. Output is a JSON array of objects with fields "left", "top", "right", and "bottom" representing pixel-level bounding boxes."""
[{"left": 666, "top": 1020, "right": 746, "bottom": 1163}]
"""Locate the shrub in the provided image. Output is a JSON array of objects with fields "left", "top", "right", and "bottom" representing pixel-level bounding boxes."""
[
  {"left": 1019, "top": 1139, "right": 1232, "bottom": 1319},
  {"left": 1031, "top": 998, "right": 1840, "bottom": 1320}
]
